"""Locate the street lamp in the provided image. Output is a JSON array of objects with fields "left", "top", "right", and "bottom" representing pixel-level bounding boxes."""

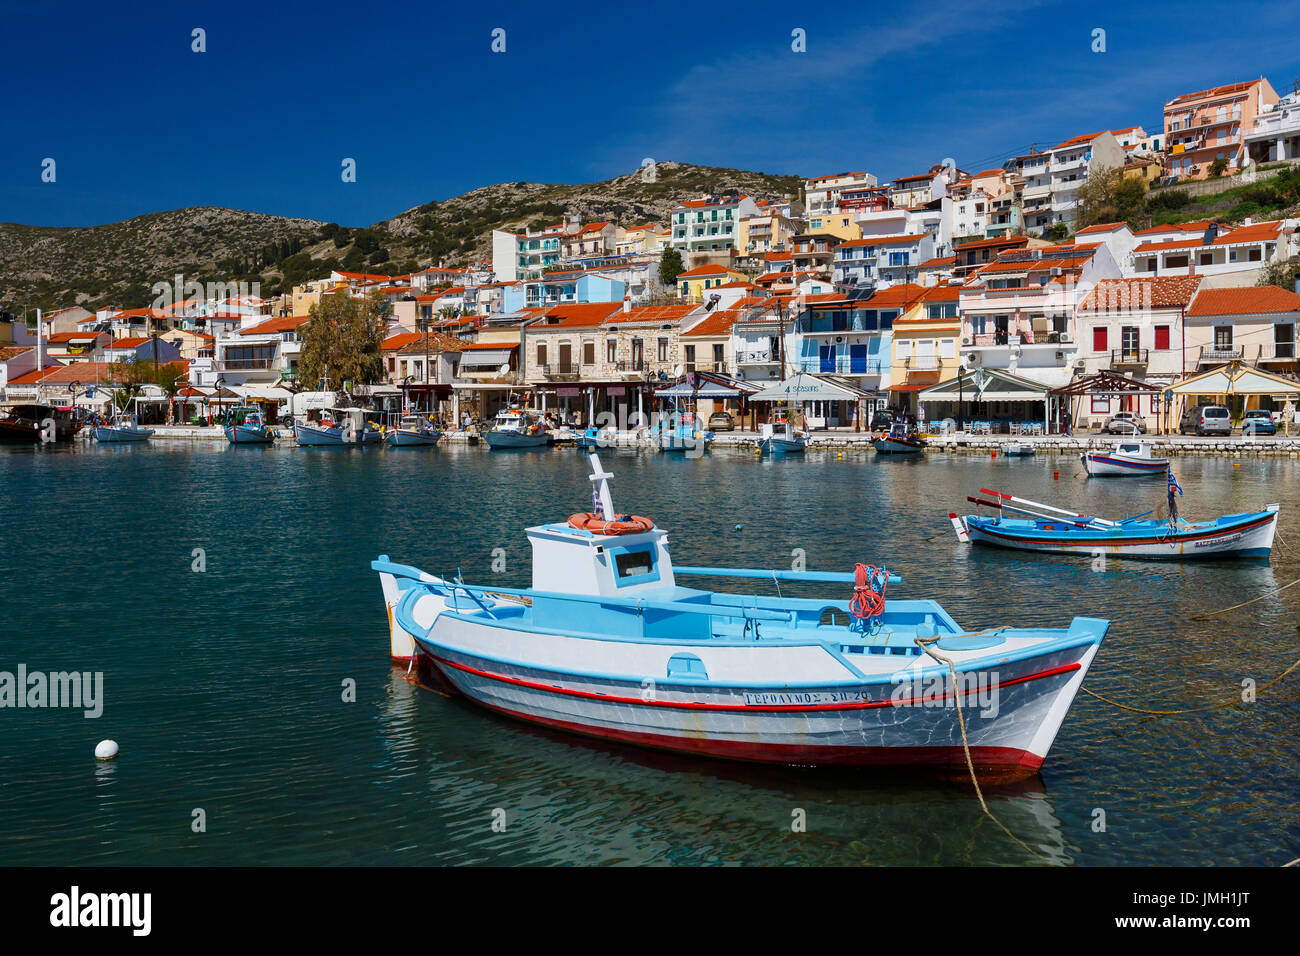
[
  {"left": 958, "top": 361, "right": 967, "bottom": 433},
  {"left": 213, "top": 376, "right": 226, "bottom": 427}
]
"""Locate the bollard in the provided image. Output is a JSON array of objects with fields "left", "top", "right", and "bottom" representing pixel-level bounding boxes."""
[{"left": 1053, "top": 469, "right": 1059, "bottom": 480}]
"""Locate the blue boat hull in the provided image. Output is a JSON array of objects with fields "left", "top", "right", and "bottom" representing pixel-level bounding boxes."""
[{"left": 225, "top": 424, "right": 274, "bottom": 444}]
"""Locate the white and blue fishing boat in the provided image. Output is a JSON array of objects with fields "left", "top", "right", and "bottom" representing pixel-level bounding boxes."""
[
  {"left": 371, "top": 454, "right": 1108, "bottom": 776},
  {"left": 294, "top": 407, "right": 381, "bottom": 446},
  {"left": 757, "top": 416, "right": 807, "bottom": 455},
  {"left": 650, "top": 410, "right": 712, "bottom": 452},
  {"left": 1003, "top": 442, "right": 1036, "bottom": 457},
  {"left": 873, "top": 422, "right": 926, "bottom": 455},
  {"left": 385, "top": 415, "right": 442, "bottom": 447},
  {"left": 576, "top": 424, "right": 616, "bottom": 449},
  {"left": 1081, "top": 440, "right": 1168, "bottom": 477},
  {"left": 224, "top": 406, "right": 276, "bottom": 444},
  {"left": 484, "top": 406, "right": 550, "bottom": 449},
  {"left": 92, "top": 413, "right": 154, "bottom": 442},
  {"left": 953, "top": 481, "right": 1280, "bottom": 559}
]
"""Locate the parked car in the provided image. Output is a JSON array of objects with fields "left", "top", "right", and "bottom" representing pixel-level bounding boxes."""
[
  {"left": 870, "top": 409, "right": 899, "bottom": 430},
  {"left": 1179, "top": 405, "right": 1232, "bottom": 436},
  {"left": 1104, "top": 411, "right": 1147, "bottom": 434},
  {"left": 1242, "top": 409, "right": 1277, "bottom": 435},
  {"left": 707, "top": 411, "right": 734, "bottom": 432}
]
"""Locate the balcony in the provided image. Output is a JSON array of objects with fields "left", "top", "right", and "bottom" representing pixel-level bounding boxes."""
[
  {"left": 795, "top": 357, "right": 886, "bottom": 375},
  {"left": 737, "top": 351, "right": 775, "bottom": 365},
  {"left": 1199, "top": 345, "right": 1242, "bottom": 363},
  {"left": 538, "top": 363, "right": 582, "bottom": 380},
  {"left": 903, "top": 356, "right": 940, "bottom": 371},
  {"left": 1110, "top": 348, "right": 1149, "bottom": 367},
  {"left": 213, "top": 358, "right": 274, "bottom": 371}
]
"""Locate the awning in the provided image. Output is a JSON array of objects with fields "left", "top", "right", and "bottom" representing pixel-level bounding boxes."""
[
  {"left": 457, "top": 350, "right": 513, "bottom": 368},
  {"left": 919, "top": 368, "right": 1052, "bottom": 404},
  {"left": 655, "top": 379, "right": 742, "bottom": 398},
  {"left": 229, "top": 385, "right": 294, "bottom": 401},
  {"left": 749, "top": 373, "right": 871, "bottom": 402},
  {"left": 1168, "top": 361, "right": 1300, "bottom": 397},
  {"left": 886, "top": 383, "right": 931, "bottom": 392}
]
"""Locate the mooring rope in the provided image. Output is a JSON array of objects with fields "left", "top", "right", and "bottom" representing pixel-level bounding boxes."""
[
  {"left": 1081, "top": 657, "right": 1300, "bottom": 715},
  {"left": 1188, "top": 575, "right": 1300, "bottom": 619},
  {"left": 914, "top": 633, "right": 1046, "bottom": 864}
]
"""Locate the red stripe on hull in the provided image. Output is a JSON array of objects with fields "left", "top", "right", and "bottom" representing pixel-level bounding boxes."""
[
  {"left": 427, "top": 652, "right": 1080, "bottom": 713},
  {"left": 467, "top": 693, "right": 1044, "bottom": 774}
]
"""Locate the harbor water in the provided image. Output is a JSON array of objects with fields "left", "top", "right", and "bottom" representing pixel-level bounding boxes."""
[{"left": 1, "top": 440, "right": 1297, "bottom": 865}]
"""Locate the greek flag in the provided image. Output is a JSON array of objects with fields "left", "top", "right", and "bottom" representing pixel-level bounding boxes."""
[{"left": 1168, "top": 472, "right": 1183, "bottom": 497}]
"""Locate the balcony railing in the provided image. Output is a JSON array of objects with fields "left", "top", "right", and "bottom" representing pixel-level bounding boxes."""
[
  {"left": 737, "top": 351, "right": 775, "bottom": 364},
  {"left": 1110, "top": 348, "right": 1149, "bottom": 365},
  {"left": 795, "top": 357, "right": 886, "bottom": 375},
  {"left": 214, "top": 358, "right": 274, "bottom": 371},
  {"left": 903, "top": 356, "right": 940, "bottom": 370},
  {"left": 1200, "top": 345, "right": 1242, "bottom": 362},
  {"left": 615, "top": 360, "right": 647, "bottom": 372}
]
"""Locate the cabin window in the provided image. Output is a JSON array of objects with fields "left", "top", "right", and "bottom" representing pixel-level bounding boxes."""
[
  {"left": 666, "top": 653, "right": 708, "bottom": 681},
  {"left": 611, "top": 546, "right": 657, "bottom": 585}
]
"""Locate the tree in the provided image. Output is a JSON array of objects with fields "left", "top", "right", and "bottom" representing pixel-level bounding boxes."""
[
  {"left": 106, "top": 357, "right": 187, "bottom": 416},
  {"left": 297, "top": 291, "right": 388, "bottom": 391},
  {"left": 1075, "top": 165, "right": 1149, "bottom": 230},
  {"left": 659, "top": 247, "right": 685, "bottom": 289},
  {"left": 1257, "top": 258, "right": 1300, "bottom": 289},
  {"left": 1209, "top": 157, "right": 1229, "bottom": 178}
]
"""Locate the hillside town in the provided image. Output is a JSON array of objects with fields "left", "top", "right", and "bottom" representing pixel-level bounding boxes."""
[{"left": 4, "top": 74, "right": 1300, "bottom": 436}]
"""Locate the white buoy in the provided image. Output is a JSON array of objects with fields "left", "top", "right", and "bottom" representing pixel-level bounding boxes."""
[{"left": 95, "top": 740, "right": 119, "bottom": 760}]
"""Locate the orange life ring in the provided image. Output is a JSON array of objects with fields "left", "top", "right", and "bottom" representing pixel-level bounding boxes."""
[{"left": 568, "top": 512, "right": 655, "bottom": 535}]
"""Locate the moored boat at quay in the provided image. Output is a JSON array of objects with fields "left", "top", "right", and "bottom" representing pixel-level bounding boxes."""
[
  {"left": 953, "top": 482, "right": 1280, "bottom": 559},
  {"left": 92, "top": 413, "right": 154, "bottom": 442},
  {"left": 372, "top": 454, "right": 1107, "bottom": 776},
  {"left": 224, "top": 406, "right": 276, "bottom": 444},
  {"left": 294, "top": 407, "right": 381, "bottom": 446},
  {"left": 874, "top": 422, "right": 926, "bottom": 455},
  {"left": 483, "top": 406, "right": 550, "bottom": 449},
  {"left": 0, "top": 403, "right": 82, "bottom": 443},
  {"left": 1081, "top": 440, "right": 1169, "bottom": 477},
  {"left": 385, "top": 415, "right": 442, "bottom": 446}
]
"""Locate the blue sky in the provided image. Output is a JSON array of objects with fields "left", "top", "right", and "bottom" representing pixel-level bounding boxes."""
[{"left": 2, "top": 0, "right": 1297, "bottom": 228}]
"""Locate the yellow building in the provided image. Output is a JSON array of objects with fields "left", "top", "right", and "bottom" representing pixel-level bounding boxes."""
[
  {"left": 888, "top": 284, "right": 963, "bottom": 417},
  {"left": 804, "top": 211, "right": 861, "bottom": 242},
  {"left": 675, "top": 265, "right": 747, "bottom": 302}
]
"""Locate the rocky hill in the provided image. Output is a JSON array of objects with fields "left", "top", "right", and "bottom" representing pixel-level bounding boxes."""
[{"left": 0, "top": 162, "right": 801, "bottom": 313}]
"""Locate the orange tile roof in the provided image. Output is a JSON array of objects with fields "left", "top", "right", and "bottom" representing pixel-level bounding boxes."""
[
  {"left": 1075, "top": 221, "right": 1129, "bottom": 234},
  {"left": 0, "top": 346, "right": 33, "bottom": 362},
  {"left": 9, "top": 361, "right": 114, "bottom": 385},
  {"left": 607, "top": 303, "right": 699, "bottom": 325},
  {"left": 1078, "top": 277, "right": 1204, "bottom": 312},
  {"left": 919, "top": 256, "right": 957, "bottom": 268},
  {"left": 106, "top": 336, "right": 152, "bottom": 349},
  {"left": 682, "top": 310, "right": 740, "bottom": 337},
  {"left": 860, "top": 284, "right": 928, "bottom": 309},
  {"left": 528, "top": 302, "right": 625, "bottom": 330},
  {"left": 1052, "top": 131, "right": 1109, "bottom": 150},
  {"left": 381, "top": 332, "right": 423, "bottom": 351},
  {"left": 239, "top": 315, "right": 311, "bottom": 336},
  {"left": 676, "top": 264, "right": 735, "bottom": 278},
  {"left": 1166, "top": 80, "right": 1259, "bottom": 107},
  {"left": 1186, "top": 285, "right": 1300, "bottom": 316}
]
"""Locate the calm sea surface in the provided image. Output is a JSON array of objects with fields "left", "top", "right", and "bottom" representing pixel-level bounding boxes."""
[{"left": 1, "top": 439, "right": 1297, "bottom": 866}]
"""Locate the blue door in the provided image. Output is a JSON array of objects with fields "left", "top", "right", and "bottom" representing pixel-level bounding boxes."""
[
  {"left": 819, "top": 344, "right": 836, "bottom": 373},
  {"left": 849, "top": 344, "right": 868, "bottom": 374}
]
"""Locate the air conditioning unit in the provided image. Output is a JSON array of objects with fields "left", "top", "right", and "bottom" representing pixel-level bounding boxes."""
[
  {"left": 966, "top": 352, "right": 982, "bottom": 365},
  {"left": 1059, "top": 333, "right": 1072, "bottom": 343},
  {"left": 961, "top": 336, "right": 972, "bottom": 346},
  {"left": 1074, "top": 360, "right": 1086, "bottom": 370}
]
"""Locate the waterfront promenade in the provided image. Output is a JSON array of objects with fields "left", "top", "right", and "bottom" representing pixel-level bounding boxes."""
[{"left": 125, "top": 424, "right": 1300, "bottom": 456}]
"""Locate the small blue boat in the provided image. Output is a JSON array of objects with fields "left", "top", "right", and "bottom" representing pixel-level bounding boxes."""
[
  {"left": 224, "top": 406, "right": 275, "bottom": 444},
  {"left": 576, "top": 425, "right": 616, "bottom": 449},
  {"left": 294, "top": 408, "right": 381, "bottom": 446},
  {"left": 873, "top": 422, "right": 925, "bottom": 455},
  {"left": 650, "top": 411, "right": 712, "bottom": 452},
  {"left": 757, "top": 417, "right": 807, "bottom": 455},
  {"left": 371, "top": 453, "right": 1108, "bottom": 776},
  {"left": 385, "top": 415, "right": 442, "bottom": 446},
  {"left": 484, "top": 406, "right": 550, "bottom": 449},
  {"left": 92, "top": 414, "right": 154, "bottom": 442},
  {"left": 954, "top": 485, "right": 1280, "bottom": 559}
]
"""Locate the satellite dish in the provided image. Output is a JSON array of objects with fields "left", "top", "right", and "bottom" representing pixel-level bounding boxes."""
[
  {"left": 672, "top": 364, "right": 683, "bottom": 378},
  {"left": 499, "top": 363, "right": 510, "bottom": 375}
]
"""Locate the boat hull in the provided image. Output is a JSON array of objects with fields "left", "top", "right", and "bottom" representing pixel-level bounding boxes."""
[
  {"left": 964, "top": 507, "right": 1279, "bottom": 559},
  {"left": 386, "top": 428, "right": 442, "bottom": 446},
  {"left": 1082, "top": 451, "right": 1168, "bottom": 476},
  {"left": 92, "top": 426, "right": 153, "bottom": 442},
  {"left": 225, "top": 424, "right": 275, "bottom": 444},
  {"left": 758, "top": 437, "right": 807, "bottom": 454},
  {"left": 294, "top": 423, "right": 379, "bottom": 446},
  {"left": 874, "top": 438, "right": 925, "bottom": 454},
  {"left": 413, "top": 623, "right": 1099, "bottom": 775},
  {"left": 485, "top": 431, "right": 550, "bottom": 449}
]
